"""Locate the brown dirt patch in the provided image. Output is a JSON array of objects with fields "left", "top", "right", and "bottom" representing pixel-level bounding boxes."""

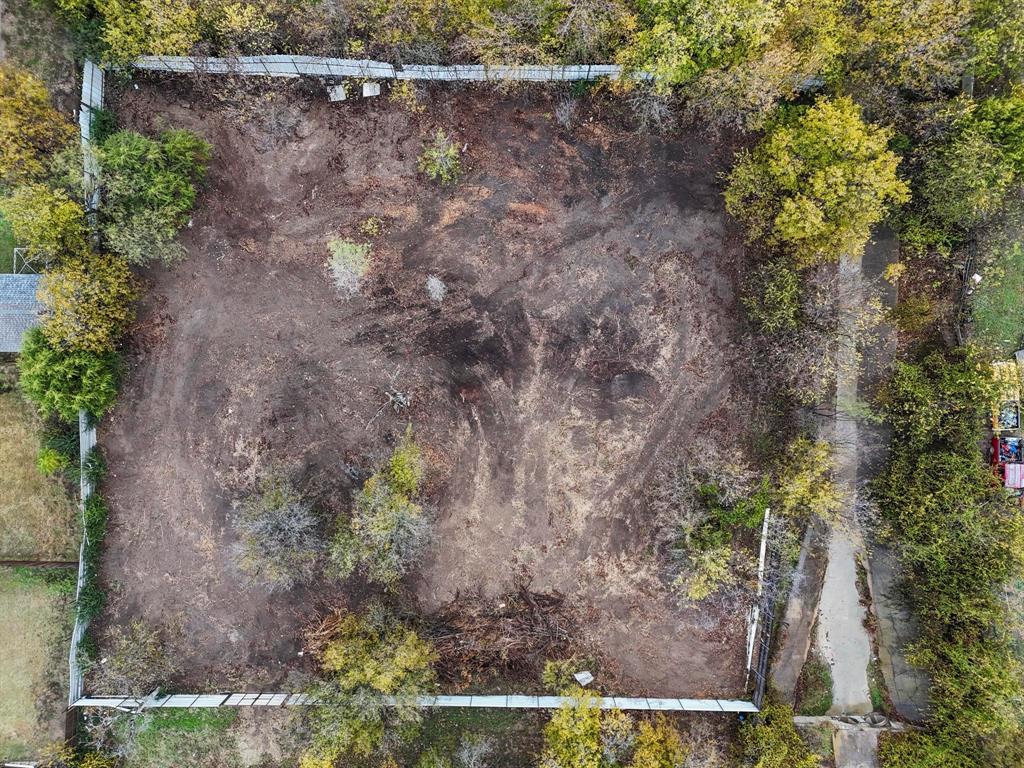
[{"left": 98, "top": 79, "right": 752, "bottom": 697}]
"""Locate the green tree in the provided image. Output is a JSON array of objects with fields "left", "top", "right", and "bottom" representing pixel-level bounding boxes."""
[
  {"left": 304, "top": 607, "right": 436, "bottom": 763},
  {"left": 682, "top": 0, "right": 852, "bottom": 132},
  {"left": 38, "top": 252, "right": 137, "bottom": 353},
  {"left": 18, "top": 327, "right": 119, "bottom": 423},
  {"left": 100, "top": 128, "right": 210, "bottom": 265},
  {"left": 725, "top": 96, "right": 909, "bottom": 265},
  {"left": 0, "top": 184, "right": 89, "bottom": 261},
  {"left": 970, "top": 0, "right": 1024, "bottom": 84},
  {"left": 0, "top": 64, "right": 76, "bottom": 186}
]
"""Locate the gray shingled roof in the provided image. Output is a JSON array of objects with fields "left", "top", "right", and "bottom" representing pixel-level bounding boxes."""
[{"left": 0, "top": 274, "right": 42, "bottom": 353}]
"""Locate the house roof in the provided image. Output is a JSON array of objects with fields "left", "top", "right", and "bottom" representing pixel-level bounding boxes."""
[{"left": 0, "top": 274, "right": 42, "bottom": 353}]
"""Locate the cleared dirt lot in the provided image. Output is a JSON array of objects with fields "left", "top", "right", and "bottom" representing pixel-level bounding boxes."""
[{"left": 98, "top": 79, "right": 752, "bottom": 696}]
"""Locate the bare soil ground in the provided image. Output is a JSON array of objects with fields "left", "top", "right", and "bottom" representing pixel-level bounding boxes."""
[{"left": 98, "top": 78, "right": 753, "bottom": 696}]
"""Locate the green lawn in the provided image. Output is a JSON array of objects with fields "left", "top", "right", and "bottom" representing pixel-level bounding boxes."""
[
  {"left": 0, "top": 569, "right": 73, "bottom": 760},
  {"left": 973, "top": 241, "right": 1024, "bottom": 356},
  {"left": 0, "top": 382, "right": 78, "bottom": 559},
  {"left": 120, "top": 710, "right": 241, "bottom": 768}
]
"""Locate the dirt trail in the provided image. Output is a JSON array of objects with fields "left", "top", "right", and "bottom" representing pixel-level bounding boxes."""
[{"left": 99, "top": 81, "right": 752, "bottom": 695}]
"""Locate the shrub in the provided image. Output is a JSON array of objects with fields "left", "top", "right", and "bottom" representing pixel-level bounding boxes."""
[
  {"left": 419, "top": 130, "right": 462, "bottom": 186},
  {"left": 304, "top": 607, "right": 436, "bottom": 762},
  {"left": 0, "top": 63, "right": 76, "bottom": 186},
  {"left": 743, "top": 260, "right": 800, "bottom": 335},
  {"left": 100, "top": 129, "right": 210, "bottom": 265},
  {"left": 0, "top": 184, "right": 89, "bottom": 261},
  {"left": 542, "top": 658, "right": 582, "bottom": 694},
  {"left": 214, "top": 2, "right": 277, "bottom": 54},
  {"left": 327, "top": 238, "right": 371, "bottom": 297},
  {"left": 330, "top": 428, "right": 429, "bottom": 588},
  {"left": 737, "top": 699, "right": 820, "bottom": 768},
  {"left": 18, "top": 327, "right": 119, "bottom": 423},
  {"left": 541, "top": 688, "right": 603, "bottom": 768},
  {"left": 919, "top": 128, "right": 1015, "bottom": 234},
  {"left": 629, "top": 715, "right": 688, "bottom": 768},
  {"left": 725, "top": 96, "right": 909, "bottom": 266},
  {"left": 426, "top": 274, "right": 448, "bottom": 303},
  {"left": 37, "top": 446, "right": 70, "bottom": 476},
  {"left": 87, "top": 620, "right": 175, "bottom": 696},
  {"left": 667, "top": 475, "right": 767, "bottom": 602},
  {"left": 39, "top": 252, "right": 138, "bottom": 354},
  {"left": 673, "top": 544, "right": 740, "bottom": 602},
  {"left": 232, "top": 475, "right": 322, "bottom": 591},
  {"left": 457, "top": 734, "right": 495, "bottom": 768},
  {"left": 772, "top": 437, "right": 840, "bottom": 521},
  {"left": 417, "top": 747, "right": 452, "bottom": 768}
]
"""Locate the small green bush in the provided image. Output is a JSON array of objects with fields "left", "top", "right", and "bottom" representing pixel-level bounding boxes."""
[
  {"left": 327, "top": 238, "right": 371, "bottom": 296},
  {"left": 330, "top": 429, "right": 428, "bottom": 588},
  {"left": 37, "top": 446, "right": 70, "bottom": 476},
  {"left": 232, "top": 475, "right": 322, "bottom": 591},
  {"left": 18, "top": 327, "right": 120, "bottom": 423},
  {"left": 418, "top": 129, "right": 462, "bottom": 186},
  {"left": 744, "top": 260, "right": 800, "bottom": 334}
]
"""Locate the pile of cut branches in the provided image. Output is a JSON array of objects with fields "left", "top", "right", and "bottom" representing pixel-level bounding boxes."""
[{"left": 427, "top": 585, "right": 583, "bottom": 687}]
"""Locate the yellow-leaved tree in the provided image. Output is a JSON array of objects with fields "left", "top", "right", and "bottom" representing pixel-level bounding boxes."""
[
  {"left": 303, "top": 606, "right": 436, "bottom": 764},
  {"left": 0, "top": 184, "right": 89, "bottom": 261},
  {"left": 725, "top": 95, "right": 909, "bottom": 266},
  {"left": 96, "top": 0, "right": 201, "bottom": 64},
  {"left": 39, "top": 252, "right": 137, "bottom": 353},
  {"left": 0, "top": 64, "right": 76, "bottom": 186}
]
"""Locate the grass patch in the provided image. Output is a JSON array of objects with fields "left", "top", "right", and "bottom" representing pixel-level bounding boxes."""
[
  {"left": 120, "top": 709, "right": 240, "bottom": 768},
  {"left": 0, "top": 568, "right": 73, "bottom": 759},
  {"left": 973, "top": 240, "right": 1024, "bottom": 355},
  {"left": 0, "top": 383, "right": 78, "bottom": 559},
  {"left": 0, "top": 215, "right": 14, "bottom": 273},
  {"left": 795, "top": 652, "right": 834, "bottom": 716},
  {"left": 868, "top": 658, "right": 890, "bottom": 714},
  {"left": 401, "top": 709, "right": 543, "bottom": 768}
]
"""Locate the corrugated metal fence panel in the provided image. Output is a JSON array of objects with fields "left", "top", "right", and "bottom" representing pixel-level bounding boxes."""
[
  {"left": 73, "top": 692, "right": 760, "bottom": 712},
  {"left": 132, "top": 56, "right": 628, "bottom": 82}
]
